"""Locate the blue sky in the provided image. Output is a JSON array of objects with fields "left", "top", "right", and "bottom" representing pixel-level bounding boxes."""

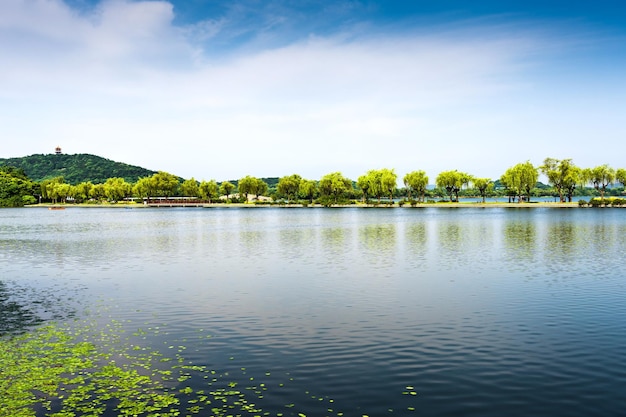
[{"left": 1, "top": 0, "right": 625, "bottom": 182}]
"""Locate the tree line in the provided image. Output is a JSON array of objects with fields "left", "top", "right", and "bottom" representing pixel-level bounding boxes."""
[{"left": 1, "top": 157, "right": 625, "bottom": 207}]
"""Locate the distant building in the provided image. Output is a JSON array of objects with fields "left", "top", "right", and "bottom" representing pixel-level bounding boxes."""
[{"left": 55, "top": 146, "right": 62, "bottom": 155}]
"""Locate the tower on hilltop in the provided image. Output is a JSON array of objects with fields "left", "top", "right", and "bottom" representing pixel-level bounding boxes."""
[{"left": 55, "top": 146, "right": 62, "bottom": 155}]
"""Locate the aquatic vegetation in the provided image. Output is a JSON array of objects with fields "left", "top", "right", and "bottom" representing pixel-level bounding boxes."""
[
  {"left": 0, "top": 322, "right": 179, "bottom": 417},
  {"left": 1, "top": 319, "right": 420, "bottom": 416}
]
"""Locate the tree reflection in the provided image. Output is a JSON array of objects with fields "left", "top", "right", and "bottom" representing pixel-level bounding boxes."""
[
  {"left": 544, "top": 223, "right": 578, "bottom": 261},
  {"left": 321, "top": 227, "right": 348, "bottom": 249},
  {"left": 503, "top": 221, "right": 537, "bottom": 263},
  {"left": 405, "top": 223, "right": 428, "bottom": 260},
  {"left": 437, "top": 222, "right": 463, "bottom": 259},
  {"left": 436, "top": 221, "right": 492, "bottom": 270},
  {"left": 359, "top": 224, "right": 397, "bottom": 268}
]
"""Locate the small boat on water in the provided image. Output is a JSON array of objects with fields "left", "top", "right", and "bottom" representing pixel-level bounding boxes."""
[{"left": 48, "top": 206, "right": 65, "bottom": 210}]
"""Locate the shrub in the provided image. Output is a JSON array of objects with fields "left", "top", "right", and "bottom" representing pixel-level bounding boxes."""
[
  {"left": 578, "top": 199, "right": 588, "bottom": 207},
  {"left": 589, "top": 198, "right": 603, "bottom": 207},
  {"left": 316, "top": 196, "right": 334, "bottom": 207},
  {"left": 22, "top": 195, "right": 37, "bottom": 205}
]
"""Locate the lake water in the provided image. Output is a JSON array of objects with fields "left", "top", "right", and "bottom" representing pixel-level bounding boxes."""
[{"left": 2, "top": 206, "right": 626, "bottom": 416}]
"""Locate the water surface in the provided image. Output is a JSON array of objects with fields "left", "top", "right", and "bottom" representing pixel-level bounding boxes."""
[{"left": 1, "top": 207, "right": 625, "bottom": 416}]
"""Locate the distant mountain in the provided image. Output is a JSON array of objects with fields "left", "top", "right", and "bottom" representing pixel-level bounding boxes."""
[{"left": 0, "top": 153, "right": 158, "bottom": 184}]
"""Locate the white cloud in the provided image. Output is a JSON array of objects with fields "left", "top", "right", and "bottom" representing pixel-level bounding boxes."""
[{"left": 1, "top": 0, "right": 624, "bottom": 182}]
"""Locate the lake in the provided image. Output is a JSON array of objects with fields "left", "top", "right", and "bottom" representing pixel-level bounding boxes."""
[{"left": 2, "top": 206, "right": 626, "bottom": 416}]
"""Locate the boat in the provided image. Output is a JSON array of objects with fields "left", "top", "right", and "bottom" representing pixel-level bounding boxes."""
[{"left": 48, "top": 206, "right": 66, "bottom": 210}]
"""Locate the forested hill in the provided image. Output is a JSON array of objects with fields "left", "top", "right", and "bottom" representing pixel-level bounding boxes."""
[{"left": 0, "top": 153, "right": 158, "bottom": 184}]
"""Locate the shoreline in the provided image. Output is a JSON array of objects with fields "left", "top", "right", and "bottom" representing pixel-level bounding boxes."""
[{"left": 25, "top": 201, "right": 614, "bottom": 209}]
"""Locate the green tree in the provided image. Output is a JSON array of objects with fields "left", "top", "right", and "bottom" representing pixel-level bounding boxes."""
[
  {"left": 237, "top": 176, "right": 259, "bottom": 202},
  {"left": 319, "top": 172, "right": 353, "bottom": 204},
  {"left": 366, "top": 170, "right": 384, "bottom": 203},
  {"left": 0, "top": 167, "right": 38, "bottom": 207},
  {"left": 359, "top": 169, "right": 397, "bottom": 203},
  {"left": 52, "top": 182, "right": 72, "bottom": 203},
  {"left": 563, "top": 166, "right": 582, "bottom": 202},
  {"left": 380, "top": 169, "right": 397, "bottom": 202},
  {"left": 585, "top": 164, "right": 615, "bottom": 201},
  {"left": 152, "top": 171, "right": 179, "bottom": 197},
  {"left": 472, "top": 178, "right": 493, "bottom": 203},
  {"left": 435, "top": 170, "right": 472, "bottom": 202},
  {"left": 299, "top": 179, "right": 318, "bottom": 203},
  {"left": 540, "top": 158, "right": 580, "bottom": 202},
  {"left": 276, "top": 174, "right": 301, "bottom": 202},
  {"left": 616, "top": 168, "right": 626, "bottom": 188},
  {"left": 133, "top": 176, "right": 157, "bottom": 200},
  {"left": 199, "top": 180, "right": 218, "bottom": 203},
  {"left": 180, "top": 178, "right": 200, "bottom": 197},
  {"left": 41, "top": 177, "right": 65, "bottom": 203},
  {"left": 219, "top": 181, "right": 235, "bottom": 201},
  {"left": 90, "top": 183, "right": 106, "bottom": 202},
  {"left": 501, "top": 161, "right": 538, "bottom": 203},
  {"left": 103, "top": 177, "right": 132, "bottom": 202},
  {"left": 357, "top": 174, "right": 371, "bottom": 202},
  {"left": 74, "top": 182, "right": 94, "bottom": 203},
  {"left": 253, "top": 178, "right": 268, "bottom": 200},
  {"left": 403, "top": 170, "right": 429, "bottom": 202}
]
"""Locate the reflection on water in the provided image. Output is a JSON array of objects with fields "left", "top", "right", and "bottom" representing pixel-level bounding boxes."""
[
  {"left": 504, "top": 220, "right": 538, "bottom": 265},
  {"left": 2, "top": 207, "right": 626, "bottom": 417},
  {"left": 321, "top": 226, "right": 348, "bottom": 248},
  {"left": 359, "top": 223, "right": 397, "bottom": 270},
  {"left": 405, "top": 222, "right": 427, "bottom": 254},
  {"left": 437, "top": 221, "right": 463, "bottom": 254},
  {"left": 0, "top": 281, "right": 43, "bottom": 335}
]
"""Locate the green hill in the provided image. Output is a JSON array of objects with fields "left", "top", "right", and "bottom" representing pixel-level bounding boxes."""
[{"left": 0, "top": 153, "right": 158, "bottom": 185}]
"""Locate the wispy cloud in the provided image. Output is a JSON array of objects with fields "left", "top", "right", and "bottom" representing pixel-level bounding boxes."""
[{"left": 1, "top": 0, "right": 624, "bottom": 180}]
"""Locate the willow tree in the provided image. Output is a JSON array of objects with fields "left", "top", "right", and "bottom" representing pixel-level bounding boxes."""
[
  {"left": 563, "top": 166, "right": 582, "bottom": 202},
  {"left": 360, "top": 168, "right": 396, "bottom": 203},
  {"left": 501, "top": 161, "right": 538, "bottom": 203},
  {"left": 472, "top": 178, "right": 493, "bottom": 203},
  {"left": 199, "top": 180, "right": 218, "bottom": 203},
  {"left": 319, "top": 172, "right": 353, "bottom": 204},
  {"left": 103, "top": 177, "right": 132, "bottom": 202},
  {"left": 41, "top": 177, "right": 65, "bottom": 203},
  {"left": 540, "top": 158, "right": 580, "bottom": 202},
  {"left": 357, "top": 174, "right": 371, "bottom": 202},
  {"left": 435, "top": 170, "right": 472, "bottom": 202},
  {"left": 403, "top": 170, "right": 429, "bottom": 202},
  {"left": 253, "top": 178, "right": 268, "bottom": 200},
  {"left": 299, "top": 179, "right": 318, "bottom": 203},
  {"left": 74, "top": 181, "right": 94, "bottom": 203},
  {"left": 616, "top": 168, "right": 626, "bottom": 188},
  {"left": 366, "top": 170, "right": 384, "bottom": 203},
  {"left": 584, "top": 164, "right": 615, "bottom": 201},
  {"left": 180, "top": 178, "right": 200, "bottom": 197},
  {"left": 90, "top": 183, "right": 106, "bottom": 202},
  {"left": 152, "top": 171, "right": 179, "bottom": 197},
  {"left": 133, "top": 176, "right": 157, "bottom": 200},
  {"left": 219, "top": 181, "right": 235, "bottom": 201},
  {"left": 380, "top": 169, "right": 397, "bottom": 202},
  {"left": 238, "top": 175, "right": 260, "bottom": 202},
  {"left": 276, "top": 174, "right": 301, "bottom": 202}
]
